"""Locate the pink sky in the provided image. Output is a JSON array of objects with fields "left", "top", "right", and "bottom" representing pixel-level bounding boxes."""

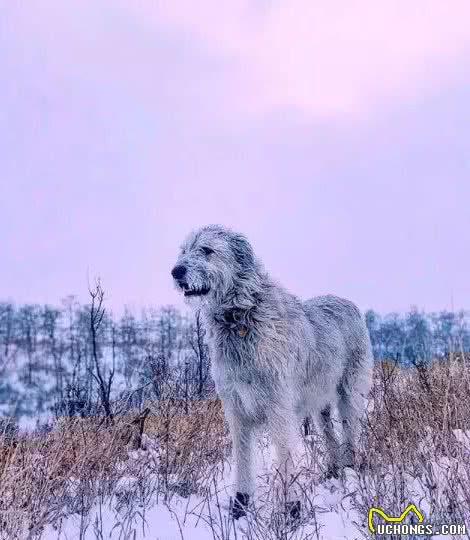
[{"left": 1, "top": 1, "right": 469, "bottom": 314}]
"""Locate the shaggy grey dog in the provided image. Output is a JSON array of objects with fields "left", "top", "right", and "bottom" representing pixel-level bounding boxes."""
[{"left": 171, "top": 225, "right": 373, "bottom": 521}]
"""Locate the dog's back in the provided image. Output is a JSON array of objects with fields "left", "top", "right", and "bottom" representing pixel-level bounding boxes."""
[
  {"left": 297, "top": 294, "right": 373, "bottom": 415},
  {"left": 302, "top": 294, "right": 369, "bottom": 355}
]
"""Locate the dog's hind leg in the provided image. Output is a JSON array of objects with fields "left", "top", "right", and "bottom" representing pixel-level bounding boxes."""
[
  {"left": 319, "top": 404, "right": 340, "bottom": 479},
  {"left": 337, "top": 381, "right": 362, "bottom": 470},
  {"left": 337, "top": 349, "right": 371, "bottom": 470}
]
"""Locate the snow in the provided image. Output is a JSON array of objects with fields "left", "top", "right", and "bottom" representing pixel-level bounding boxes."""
[
  {"left": 41, "top": 436, "right": 364, "bottom": 540},
  {"left": 34, "top": 426, "right": 470, "bottom": 539},
  {"left": 42, "top": 486, "right": 361, "bottom": 540}
]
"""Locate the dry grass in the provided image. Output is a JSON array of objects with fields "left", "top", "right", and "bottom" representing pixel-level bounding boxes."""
[
  {"left": 363, "top": 355, "right": 470, "bottom": 466},
  {"left": 146, "top": 398, "right": 230, "bottom": 497},
  {"left": 0, "top": 357, "right": 469, "bottom": 539},
  {"left": 0, "top": 399, "right": 229, "bottom": 539},
  {"left": 355, "top": 355, "right": 470, "bottom": 538}
]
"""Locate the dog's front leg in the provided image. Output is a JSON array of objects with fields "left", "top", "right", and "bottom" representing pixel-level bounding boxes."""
[
  {"left": 226, "top": 409, "right": 255, "bottom": 519},
  {"left": 269, "top": 408, "right": 302, "bottom": 523}
]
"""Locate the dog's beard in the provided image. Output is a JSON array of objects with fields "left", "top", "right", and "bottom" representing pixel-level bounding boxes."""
[
  {"left": 182, "top": 282, "right": 212, "bottom": 309},
  {"left": 179, "top": 275, "right": 210, "bottom": 296},
  {"left": 174, "top": 266, "right": 233, "bottom": 309},
  {"left": 184, "top": 292, "right": 210, "bottom": 308},
  {"left": 176, "top": 274, "right": 212, "bottom": 307}
]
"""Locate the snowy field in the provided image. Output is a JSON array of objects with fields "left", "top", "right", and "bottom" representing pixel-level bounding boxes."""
[
  {"left": 1, "top": 314, "right": 470, "bottom": 540},
  {"left": 34, "top": 424, "right": 470, "bottom": 540},
  {"left": 41, "top": 434, "right": 365, "bottom": 540}
]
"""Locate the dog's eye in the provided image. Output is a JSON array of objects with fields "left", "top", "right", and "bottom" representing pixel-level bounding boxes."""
[{"left": 201, "top": 247, "right": 214, "bottom": 256}]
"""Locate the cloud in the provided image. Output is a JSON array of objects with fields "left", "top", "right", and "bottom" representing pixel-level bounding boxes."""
[
  {"left": 1, "top": 1, "right": 469, "bottom": 312},
  {"left": 124, "top": 0, "right": 470, "bottom": 118}
]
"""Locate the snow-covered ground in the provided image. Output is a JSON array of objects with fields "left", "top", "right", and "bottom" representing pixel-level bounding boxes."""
[{"left": 42, "top": 435, "right": 364, "bottom": 540}]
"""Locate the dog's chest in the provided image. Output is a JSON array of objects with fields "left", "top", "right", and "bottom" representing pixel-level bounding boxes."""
[
  {"left": 207, "top": 316, "right": 254, "bottom": 362},
  {"left": 229, "top": 378, "right": 262, "bottom": 418},
  {"left": 210, "top": 340, "right": 266, "bottom": 418},
  {"left": 211, "top": 341, "right": 255, "bottom": 391}
]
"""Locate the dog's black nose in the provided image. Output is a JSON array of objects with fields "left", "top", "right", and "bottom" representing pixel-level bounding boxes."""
[{"left": 171, "top": 265, "right": 187, "bottom": 280}]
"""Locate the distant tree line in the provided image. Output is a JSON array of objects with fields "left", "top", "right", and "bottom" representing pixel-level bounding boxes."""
[
  {"left": 365, "top": 308, "right": 470, "bottom": 365},
  {"left": 0, "top": 284, "right": 212, "bottom": 423},
  {"left": 0, "top": 288, "right": 469, "bottom": 423}
]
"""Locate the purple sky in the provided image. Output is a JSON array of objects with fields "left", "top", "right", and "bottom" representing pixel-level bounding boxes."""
[{"left": 1, "top": 1, "right": 469, "bottom": 315}]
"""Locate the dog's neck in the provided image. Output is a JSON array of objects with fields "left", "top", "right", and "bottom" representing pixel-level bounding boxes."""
[
  {"left": 224, "top": 268, "right": 265, "bottom": 309},
  {"left": 205, "top": 268, "right": 267, "bottom": 332}
]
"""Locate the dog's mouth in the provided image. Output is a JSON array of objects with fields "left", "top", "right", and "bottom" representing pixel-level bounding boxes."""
[{"left": 180, "top": 282, "right": 211, "bottom": 297}]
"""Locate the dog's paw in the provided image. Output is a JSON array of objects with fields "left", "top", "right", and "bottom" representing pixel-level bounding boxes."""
[
  {"left": 324, "top": 463, "right": 340, "bottom": 480},
  {"left": 230, "top": 492, "right": 250, "bottom": 520},
  {"left": 285, "top": 500, "right": 301, "bottom": 523}
]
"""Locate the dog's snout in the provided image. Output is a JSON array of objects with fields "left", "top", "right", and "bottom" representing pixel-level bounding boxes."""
[{"left": 171, "top": 265, "right": 187, "bottom": 280}]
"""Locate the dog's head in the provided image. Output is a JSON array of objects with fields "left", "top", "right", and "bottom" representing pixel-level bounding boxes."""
[{"left": 171, "top": 225, "right": 256, "bottom": 307}]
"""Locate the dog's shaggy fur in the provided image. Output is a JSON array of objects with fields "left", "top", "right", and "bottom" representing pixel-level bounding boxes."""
[{"left": 172, "top": 225, "right": 373, "bottom": 519}]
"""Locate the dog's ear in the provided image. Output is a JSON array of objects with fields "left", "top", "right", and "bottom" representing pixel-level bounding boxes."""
[{"left": 230, "top": 233, "right": 255, "bottom": 271}]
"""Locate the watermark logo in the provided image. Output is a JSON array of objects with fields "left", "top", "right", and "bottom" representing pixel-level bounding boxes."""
[
  {"left": 368, "top": 504, "right": 423, "bottom": 533},
  {"left": 368, "top": 503, "right": 466, "bottom": 536}
]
